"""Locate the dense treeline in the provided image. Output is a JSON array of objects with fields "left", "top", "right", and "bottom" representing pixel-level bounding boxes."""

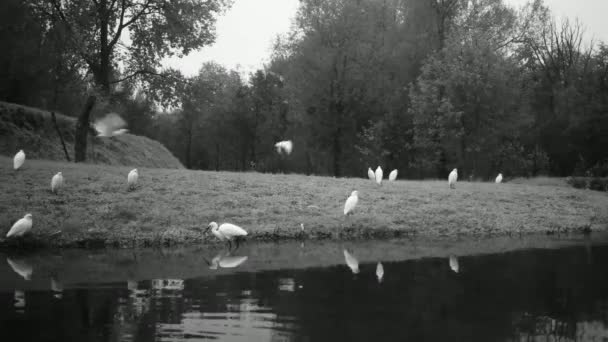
[{"left": 1, "top": 0, "right": 607, "bottom": 178}]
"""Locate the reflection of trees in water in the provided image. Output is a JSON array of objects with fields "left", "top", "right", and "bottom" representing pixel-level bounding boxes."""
[{"left": 513, "top": 314, "right": 608, "bottom": 342}]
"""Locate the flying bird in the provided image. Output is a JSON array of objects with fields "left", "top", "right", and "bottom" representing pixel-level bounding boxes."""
[
  {"left": 93, "top": 113, "right": 128, "bottom": 137},
  {"left": 344, "top": 190, "right": 359, "bottom": 216},
  {"left": 448, "top": 168, "right": 458, "bottom": 189},
  {"left": 7, "top": 258, "right": 33, "bottom": 280},
  {"left": 343, "top": 249, "right": 360, "bottom": 274},
  {"left": 274, "top": 140, "right": 293, "bottom": 155},
  {"left": 51, "top": 172, "right": 64, "bottom": 194},
  {"left": 375, "top": 166, "right": 383, "bottom": 185},
  {"left": 376, "top": 262, "right": 384, "bottom": 283},
  {"left": 388, "top": 169, "right": 398, "bottom": 181},
  {"left": 6, "top": 214, "right": 33, "bottom": 238},
  {"left": 127, "top": 169, "right": 138, "bottom": 189},
  {"left": 206, "top": 222, "right": 248, "bottom": 250},
  {"left": 449, "top": 255, "right": 459, "bottom": 273},
  {"left": 367, "top": 167, "right": 375, "bottom": 181},
  {"left": 495, "top": 173, "right": 503, "bottom": 184},
  {"left": 13, "top": 150, "right": 25, "bottom": 170}
]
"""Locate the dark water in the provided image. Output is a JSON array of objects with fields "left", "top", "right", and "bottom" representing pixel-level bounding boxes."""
[{"left": 1, "top": 236, "right": 608, "bottom": 341}]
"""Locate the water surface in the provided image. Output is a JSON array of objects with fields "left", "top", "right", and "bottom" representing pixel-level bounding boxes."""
[{"left": 1, "top": 234, "right": 608, "bottom": 341}]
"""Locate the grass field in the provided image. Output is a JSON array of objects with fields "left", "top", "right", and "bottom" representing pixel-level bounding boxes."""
[{"left": 1, "top": 156, "right": 607, "bottom": 248}]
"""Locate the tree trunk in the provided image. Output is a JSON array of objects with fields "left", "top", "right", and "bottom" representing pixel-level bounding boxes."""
[
  {"left": 184, "top": 126, "right": 192, "bottom": 168},
  {"left": 74, "top": 95, "right": 96, "bottom": 162},
  {"left": 332, "top": 125, "right": 342, "bottom": 177},
  {"left": 97, "top": 0, "right": 111, "bottom": 95},
  {"left": 215, "top": 143, "right": 220, "bottom": 171}
]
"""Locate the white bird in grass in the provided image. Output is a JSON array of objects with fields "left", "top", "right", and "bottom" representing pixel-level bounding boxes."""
[
  {"left": 448, "top": 168, "right": 458, "bottom": 189},
  {"left": 206, "top": 222, "right": 248, "bottom": 250},
  {"left": 375, "top": 166, "right": 383, "bottom": 185},
  {"left": 6, "top": 214, "right": 33, "bottom": 238},
  {"left": 367, "top": 167, "right": 375, "bottom": 181},
  {"left": 343, "top": 190, "right": 359, "bottom": 216},
  {"left": 376, "top": 262, "right": 384, "bottom": 283},
  {"left": 388, "top": 169, "right": 398, "bottom": 181},
  {"left": 13, "top": 150, "right": 25, "bottom": 170},
  {"left": 449, "top": 255, "right": 459, "bottom": 273},
  {"left": 495, "top": 173, "right": 503, "bottom": 184},
  {"left": 127, "top": 169, "right": 138, "bottom": 189},
  {"left": 7, "top": 258, "right": 33, "bottom": 280},
  {"left": 343, "top": 249, "right": 359, "bottom": 274},
  {"left": 51, "top": 172, "right": 64, "bottom": 194},
  {"left": 93, "top": 113, "right": 128, "bottom": 137},
  {"left": 274, "top": 140, "right": 293, "bottom": 155}
]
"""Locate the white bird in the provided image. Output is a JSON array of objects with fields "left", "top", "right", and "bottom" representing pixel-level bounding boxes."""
[
  {"left": 206, "top": 222, "right": 248, "bottom": 250},
  {"left": 6, "top": 214, "right": 33, "bottom": 238},
  {"left": 13, "top": 150, "right": 25, "bottom": 170},
  {"left": 127, "top": 169, "right": 138, "bottom": 189},
  {"left": 448, "top": 168, "right": 458, "bottom": 189},
  {"left": 367, "top": 167, "right": 375, "bottom": 180},
  {"left": 343, "top": 249, "right": 359, "bottom": 274},
  {"left": 51, "top": 172, "right": 64, "bottom": 194},
  {"left": 274, "top": 140, "right": 293, "bottom": 155},
  {"left": 375, "top": 166, "right": 383, "bottom": 185},
  {"left": 376, "top": 262, "right": 384, "bottom": 283},
  {"left": 343, "top": 190, "right": 359, "bottom": 216},
  {"left": 495, "top": 173, "right": 503, "bottom": 184},
  {"left": 449, "top": 255, "right": 459, "bottom": 273},
  {"left": 93, "top": 113, "right": 128, "bottom": 137},
  {"left": 388, "top": 169, "right": 398, "bottom": 181},
  {"left": 7, "top": 258, "right": 33, "bottom": 280}
]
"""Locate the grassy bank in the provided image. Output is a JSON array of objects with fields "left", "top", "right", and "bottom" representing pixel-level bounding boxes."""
[
  {"left": 1, "top": 156, "right": 607, "bottom": 248},
  {"left": 0, "top": 101, "right": 183, "bottom": 169}
]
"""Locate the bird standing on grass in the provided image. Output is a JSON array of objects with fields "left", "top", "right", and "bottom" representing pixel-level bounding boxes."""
[
  {"left": 375, "top": 166, "right": 383, "bottom": 185},
  {"left": 344, "top": 191, "right": 359, "bottom": 216},
  {"left": 448, "top": 168, "right": 458, "bottom": 189},
  {"left": 127, "top": 169, "right": 138, "bottom": 190},
  {"left": 367, "top": 167, "right": 375, "bottom": 181},
  {"left": 13, "top": 150, "right": 25, "bottom": 170},
  {"left": 388, "top": 169, "right": 398, "bottom": 181},
  {"left": 51, "top": 172, "right": 64, "bottom": 194},
  {"left": 495, "top": 173, "right": 503, "bottom": 184},
  {"left": 6, "top": 214, "right": 33, "bottom": 238},
  {"left": 206, "top": 222, "right": 248, "bottom": 250}
]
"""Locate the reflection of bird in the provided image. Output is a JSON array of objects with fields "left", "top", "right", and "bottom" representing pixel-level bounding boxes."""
[
  {"left": 343, "top": 249, "right": 359, "bottom": 274},
  {"left": 449, "top": 255, "right": 459, "bottom": 273},
  {"left": 7, "top": 258, "right": 33, "bottom": 280},
  {"left": 376, "top": 262, "right": 384, "bottom": 283},
  {"left": 51, "top": 172, "right": 64, "bottom": 194},
  {"left": 13, "top": 150, "right": 25, "bottom": 170},
  {"left": 127, "top": 169, "right": 138, "bottom": 189},
  {"left": 495, "top": 173, "right": 503, "bottom": 184},
  {"left": 448, "top": 168, "right": 458, "bottom": 189},
  {"left": 7, "top": 214, "right": 33, "bottom": 238},
  {"left": 388, "top": 169, "right": 398, "bottom": 181},
  {"left": 274, "top": 140, "right": 293, "bottom": 155},
  {"left": 14, "top": 290, "right": 25, "bottom": 310},
  {"left": 208, "top": 252, "right": 248, "bottom": 270},
  {"left": 344, "top": 191, "right": 358, "bottom": 216},
  {"left": 51, "top": 278, "right": 63, "bottom": 299},
  {"left": 375, "top": 166, "right": 383, "bottom": 185},
  {"left": 93, "top": 113, "right": 128, "bottom": 137},
  {"left": 206, "top": 222, "right": 248, "bottom": 250},
  {"left": 367, "top": 168, "right": 375, "bottom": 181}
]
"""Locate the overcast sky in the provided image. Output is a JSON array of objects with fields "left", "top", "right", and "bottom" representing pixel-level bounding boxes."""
[{"left": 164, "top": 0, "right": 608, "bottom": 77}]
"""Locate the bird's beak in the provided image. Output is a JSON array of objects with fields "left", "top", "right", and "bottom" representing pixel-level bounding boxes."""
[{"left": 204, "top": 225, "right": 211, "bottom": 233}]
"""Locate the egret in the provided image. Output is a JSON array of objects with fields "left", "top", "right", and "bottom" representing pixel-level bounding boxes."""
[
  {"left": 375, "top": 166, "right": 383, "bottom": 185},
  {"left": 93, "top": 113, "right": 128, "bottom": 137},
  {"left": 388, "top": 169, "right": 398, "bottom": 181},
  {"left": 495, "top": 173, "right": 503, "bottom": 184},
  {"left": 274, "top": 140, "right": 293, "bottom": 155},
  {"left": 6, "top": 214, "right": 33, "bottom": 238},
  {"left": 376, "top": 262, "right": 384, "bottom": 283},
  {"left": 448, "top": 168, "right": 458, "bottom": 189},
  {"left": 51, "top": 172, "right": 64, "bottom": 194},
  {"left": 343, "top": 249, "right": 359, "bottom": 274},
  {"left": 343, "top": 190, "right": 359, "bottom": 216},
  {"left": 449, "top": 255, "right": 459, "bottom": 273},
  {"left": 367, "top": 167, "right": 375, "bottom": 180},
  {"left": 13, "top": 150, "right": 25, "bottom": 170},
  {"left": 127, "top": 169, "right": 138, "bottom": 189},
  {"left": 206, "top": 222, "right": 248, "bottom": 250},
  {"left": 7, "top": 258, "right": 33, "bottom": 280}
]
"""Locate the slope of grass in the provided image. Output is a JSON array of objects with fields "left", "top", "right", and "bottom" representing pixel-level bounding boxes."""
[
  {"left": 0, "top": 101, "right": 183, "bottom": 169},
  {"left": 0, "top": 156, "right": 607, "bottom": 248}
]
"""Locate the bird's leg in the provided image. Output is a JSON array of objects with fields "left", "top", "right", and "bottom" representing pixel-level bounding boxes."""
[{"left": 227, "top": 240, "right": 232, "bottom": 251}]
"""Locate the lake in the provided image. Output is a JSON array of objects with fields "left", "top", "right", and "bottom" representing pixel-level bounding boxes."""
[{"left": 1, "top": 234, "right": 607, "bottom": 341}]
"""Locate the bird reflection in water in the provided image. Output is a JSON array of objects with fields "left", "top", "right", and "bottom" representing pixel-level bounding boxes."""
[
  {"left": 343, "top": 249, "right": 359, "bottom": 275},
  {"left": 449, "top": 255, "right": 459, "bottom": 273},
  {"left": 51, "top": 277, "right": 63, "bottom": 299},
  {"left": 376, "top": 262, "right": 384, "bottom": 283},
  {"left": 14, "top": 290, "right": 25, "bottom": 313},
  {"left": 7, "top": 257, "right": 33, "bottom": 280},
  {"left": 207, "top": 251, "right": 248, "bottom": 270}
]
